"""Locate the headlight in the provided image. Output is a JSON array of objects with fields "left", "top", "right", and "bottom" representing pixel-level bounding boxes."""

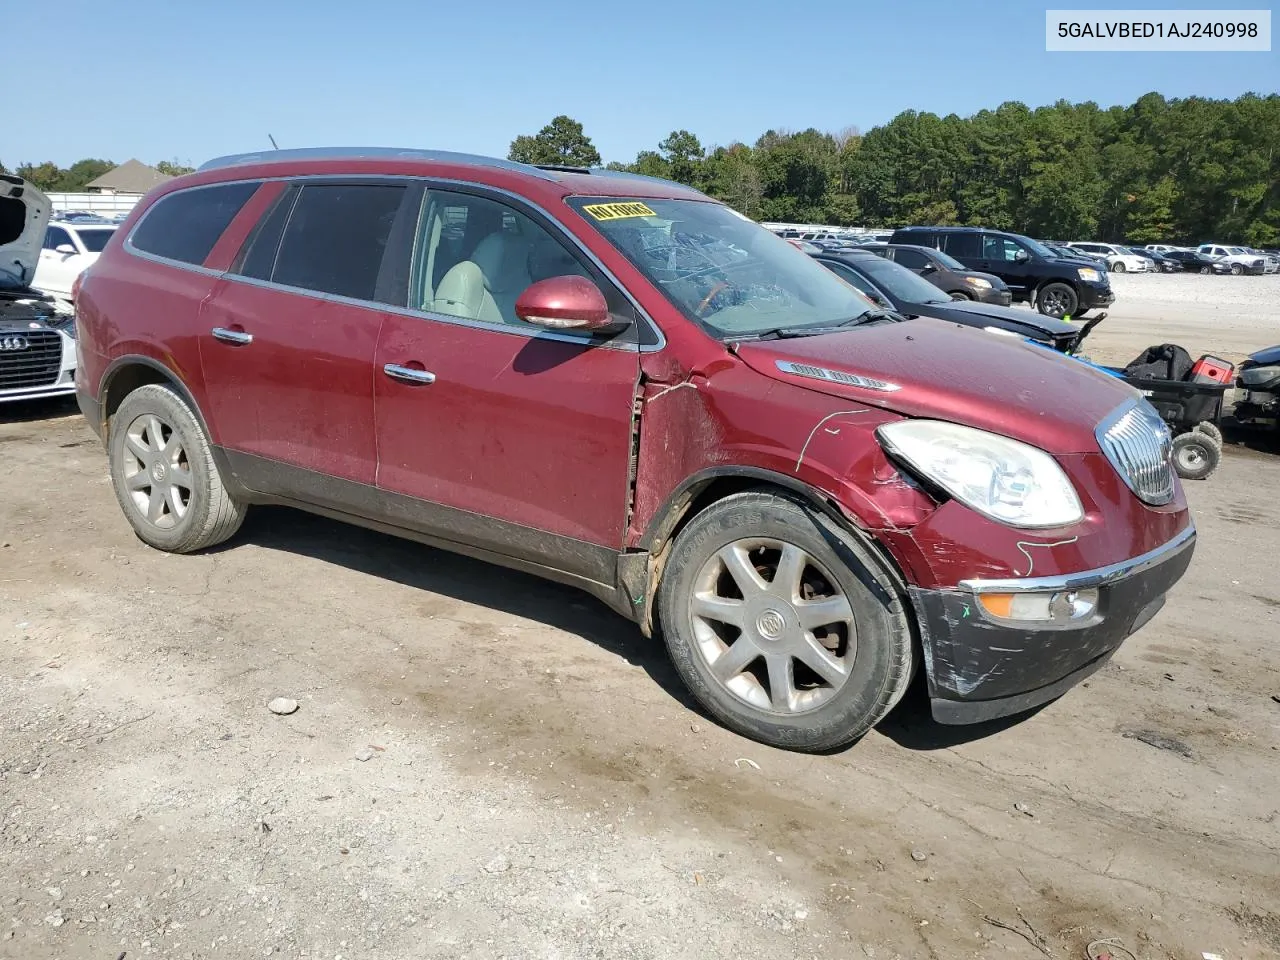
[
  {"left": 1078, "top": 267, "right": 1100, "bottom": 282},
  {"left": 877, "top": 420, "right": 1083, "bottom": 528},
  {"left": 1240, "top": 365, "right": 1280, "bottom": 387},
  {"left": 964, "top": 277, "right": 992, "bottom": 290}
]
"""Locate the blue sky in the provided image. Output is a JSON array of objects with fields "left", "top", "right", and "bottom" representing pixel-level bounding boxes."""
[{"left": 9, "top": 0, "right": 1277, "bottom": 169}]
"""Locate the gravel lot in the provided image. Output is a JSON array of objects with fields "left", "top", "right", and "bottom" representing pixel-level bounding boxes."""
[
  {"left": 2, "top": 282, "right": 1279, "bottom": 960},
  {"left": 1075, "top": 272, "right": 1280, "bottom": 367}
]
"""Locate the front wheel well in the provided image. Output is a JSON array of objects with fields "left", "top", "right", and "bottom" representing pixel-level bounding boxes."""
[{"left": 634, "top": 471, "right": 910, "bottom": 637}]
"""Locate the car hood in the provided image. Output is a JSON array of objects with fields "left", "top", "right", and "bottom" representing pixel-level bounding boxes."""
[
  {"left": 734, "top": 317, "right": 1139, "bottom": 454},
  {"left": 918, "top": 298, "right": 1080, "bottom": 339},
  {"left": 0, "top": 175, "right": 52, "bottom": 290},
  {"left": 1048, "top": 253, "right": 1106, "bottom": 270},
  {"left": 1244, "top": 344, "right": 1280, "bottom": 367}
]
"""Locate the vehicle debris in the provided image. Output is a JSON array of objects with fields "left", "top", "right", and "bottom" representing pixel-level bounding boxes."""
[{"left": 267, "top": 697, "right": 298, "bottom": 715}]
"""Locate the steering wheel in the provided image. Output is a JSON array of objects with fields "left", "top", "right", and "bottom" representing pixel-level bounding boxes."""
[{"left": 695, "top": 282, "right": 730, "bottom": 317}]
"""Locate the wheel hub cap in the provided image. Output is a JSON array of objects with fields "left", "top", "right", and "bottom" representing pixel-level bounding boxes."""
[
  {"left": 120, "top": 413, "right": 192, "bottom": 531},
  {"left": 755, "top": 608, "right": 787, "bottom": 641},
  {"left": 688, "top": 538, "right": 858, "bottom": 715}
]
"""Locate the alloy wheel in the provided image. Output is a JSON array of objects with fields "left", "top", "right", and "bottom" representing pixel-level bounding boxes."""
[
  {"left": 121, "top": 413, "right": 193, "bottom": 529},
  {"left": 689, "top": 538, "right": 856, "bottom": 714}
]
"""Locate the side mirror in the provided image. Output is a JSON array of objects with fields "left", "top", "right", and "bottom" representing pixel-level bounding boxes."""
[
  {"left": 515, "top": 275, "right": 611, "bottom": 331},
  {"left": 919, "top": 263, "right": 937, "bottom": 275},
  {"left": 55, "top": 244, "right": 77, "bottom": 256},
  {"left": 1013, "top": 249, "right": 1030, "bottom": 263}
]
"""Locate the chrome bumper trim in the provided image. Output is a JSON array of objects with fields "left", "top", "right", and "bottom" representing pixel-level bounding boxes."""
[{"left": 959, "top": 524, "right": 1196, "bottom": 594}]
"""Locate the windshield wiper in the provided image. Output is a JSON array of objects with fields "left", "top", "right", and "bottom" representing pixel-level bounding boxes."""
[{"left": 728, "top": 310, "right": 900, "bottom": 342}]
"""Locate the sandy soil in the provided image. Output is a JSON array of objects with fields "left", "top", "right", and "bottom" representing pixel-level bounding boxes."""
[
  {"left": 1069, "top": 272, "right": 1280, "bottom": 367},
  {"left": 2, "top": 283, "right": 1279, "bottom": 960}
]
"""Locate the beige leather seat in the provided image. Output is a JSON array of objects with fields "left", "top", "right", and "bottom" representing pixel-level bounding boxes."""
[
  {"left": 430, "top": 261, "right": 503, "bottom": 324},
  {"left": 472, "top": 232, "right": 532, "bottom": 323}
]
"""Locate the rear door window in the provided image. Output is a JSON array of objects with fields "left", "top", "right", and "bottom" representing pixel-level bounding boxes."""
[
  {"left": 893, "top": 248, "right": 929, "bottom": 270},
  {"left": 942, "top": 232, "right": 981, "bottom": 259},
  {"left": 130, "top": 182, "right": 259, "bottom": 266},
  {"left": 269, "top": 183, "right": 408, "bottom": 302}
]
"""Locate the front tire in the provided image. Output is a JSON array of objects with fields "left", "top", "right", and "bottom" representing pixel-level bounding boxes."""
[
  {"left": 1111, "top": 261, "right": 1126, "bottom": 273},
  {"left": 657, "top": 490, "right": 913, "bottom": 752},
  {"left": 108, "top": 383, "right": 246, "bottom": 553},
  {"left": 1230, "top": 263, "right": 1243, "bottom": 276},
  {"left": 949, "top": 290, "right": 973, "bottom": 301},
  {"left": 1037, "top": 282, "right": 1078, "bottom": 318},
  {"left": 1200, "top": 266, "right": 1211, "bottom": 274}
]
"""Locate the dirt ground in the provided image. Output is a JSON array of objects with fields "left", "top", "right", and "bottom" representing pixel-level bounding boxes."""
[{"left": 3, "top": 281, "right": 1279, "bottom": 960}]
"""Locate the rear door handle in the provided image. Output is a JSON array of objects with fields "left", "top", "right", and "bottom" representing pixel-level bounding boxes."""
[
  {"left": 383, "top": 363, "right": 436, "bottom": 385},
  {"left": 211, "top": 327, "right": 254, "bottom": 345}
]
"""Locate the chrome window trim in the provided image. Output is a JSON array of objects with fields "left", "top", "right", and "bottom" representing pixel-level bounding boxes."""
[
  {"left": 121, "top": 173, "right": 666, "bottom": 355},
  {"left": 959, "top": 524, "right": 1195, "bottom": 594}
]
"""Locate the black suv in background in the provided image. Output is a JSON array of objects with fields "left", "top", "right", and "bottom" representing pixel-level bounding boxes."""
[
  {"left": 889, "top": 226, "right": 1114, "bottom": 318},
  {"left": 861, "top": 243, "right": 1012, "bottom": 305}
]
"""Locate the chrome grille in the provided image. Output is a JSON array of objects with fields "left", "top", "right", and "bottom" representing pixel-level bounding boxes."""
[
  {"left": 1096, "top": 401, "right": 1174, "bottom": 505},
  {"left": 0, "top": 330, "right": 64, "bottom": 391}
]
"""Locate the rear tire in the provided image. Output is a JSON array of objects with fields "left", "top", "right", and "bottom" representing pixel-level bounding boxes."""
[
  {"left": 1171, "top": 433, "right": 1220, "bottom": 481},
  {"left": 656, "top": 490, "right": 913, "bottom": 752},
  {"left": 108, "top": 383, "right": 246, "bottom": 553},
  {"left": 1037, "top": 282, "right": 1078, "bottom": 319}
]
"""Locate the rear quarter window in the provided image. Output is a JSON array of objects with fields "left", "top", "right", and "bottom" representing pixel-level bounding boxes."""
[
  {"left": 942, "top": 233, "right": 981, "bottom": 259},
  {"left": 130, "top": 181, "right": 260, "bottom": 266}
]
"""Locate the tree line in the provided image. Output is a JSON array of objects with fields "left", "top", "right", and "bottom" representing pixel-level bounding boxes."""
[
  {"left": 0, "top": 159, "right": 194, "bottom": 192},
  {"left": 511, "top": 92, "right": 1279, "bottom": 246}
]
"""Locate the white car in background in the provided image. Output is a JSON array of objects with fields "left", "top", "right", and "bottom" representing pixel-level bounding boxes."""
[
  {"left": 1, "top": 176, "right": 78, "bottom": 404},
  {"left": 1197, "top": 244, "right": 1267, "bottom": 275},
  {"left": 1067, "top": 241, "right": 1151, "bottom": 273},
  {"left": 1143, "top": 244, "right": 1184, "bottom": 254},
  {"left": 33, "top": 220, "right": 118, "bottom": 298}
]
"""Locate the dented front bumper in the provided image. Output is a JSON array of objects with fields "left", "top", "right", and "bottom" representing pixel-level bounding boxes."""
[{"left": 909, "top": 525, "right": 1196, "bottom": 724}]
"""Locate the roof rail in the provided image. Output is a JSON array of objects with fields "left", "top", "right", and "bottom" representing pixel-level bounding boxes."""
[
  {"left": 588, "top": 167, "right": 708, "bottom": 195},
  {"left": 534, "top": 163, "right": 592, "bottom": 174},
  {"left": 196, "top": 147, "right": 561, "bottom": 181}
]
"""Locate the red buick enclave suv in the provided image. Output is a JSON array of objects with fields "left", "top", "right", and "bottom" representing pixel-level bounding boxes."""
[{"left": 74, "top": 148, "right": 1195, "bottom": 751}]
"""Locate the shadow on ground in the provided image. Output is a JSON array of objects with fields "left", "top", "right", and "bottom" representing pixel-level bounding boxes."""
[
  {"left": 222, "top": 506, "right": 1039, "bottom": 754},
  {"left": 231, "top": 506, "right": 699, "bottom": 712},
  {"left": 0, "top": 395, "right": 80, "bottom": 426}
]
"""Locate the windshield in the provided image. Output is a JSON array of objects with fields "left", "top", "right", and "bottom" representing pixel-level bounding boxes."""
[
  {"left": 1228, "top": 247, "right": 1247, "bottom": 255},
  {"left": 568, "top": 197, "right": 880, "bottom": 337},
  {"left": 75, "top": 228, "right": 116, "bottom": 253},
  {"left": 851, "top": 256, "right": 951, "bottom": 304},
  {"left": 931, "top": 248, "right": 966, "bottom": 270}
]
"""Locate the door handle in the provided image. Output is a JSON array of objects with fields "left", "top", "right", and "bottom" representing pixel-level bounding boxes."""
[
  {"left": 211, "top": 327, "right": 254, "bottom": 345},
  {"left": 383, "top": 363, "right": 436, "bottom": 385}
]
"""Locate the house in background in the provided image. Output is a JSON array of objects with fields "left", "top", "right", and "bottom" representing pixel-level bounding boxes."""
[{"left": 84, "top": 159, "right": 173, "bottom": 195}]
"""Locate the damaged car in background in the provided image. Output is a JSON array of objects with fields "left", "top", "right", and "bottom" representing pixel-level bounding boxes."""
[
  {"left": 0, "top": 175, "right": 78, "bottom": 404},
  {"left": 75, "top": 149, "right": 1194, "bottom": 751}
]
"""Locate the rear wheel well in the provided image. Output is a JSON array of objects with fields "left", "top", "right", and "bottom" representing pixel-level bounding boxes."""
[{"left": 102, "top": 363, "right": 172, "bottom": 424}]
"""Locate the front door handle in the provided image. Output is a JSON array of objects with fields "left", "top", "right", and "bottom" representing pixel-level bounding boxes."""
[
  {"left": 211, "top": 327, "right": 254, "bottom": 345},
  {"left": 383, "top": 363, "right": 436, "bottom": 385}
]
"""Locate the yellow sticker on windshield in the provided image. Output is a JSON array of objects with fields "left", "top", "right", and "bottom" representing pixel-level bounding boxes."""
[{"left": 581, "top": 201, "right": 657, "bottom": 221}]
